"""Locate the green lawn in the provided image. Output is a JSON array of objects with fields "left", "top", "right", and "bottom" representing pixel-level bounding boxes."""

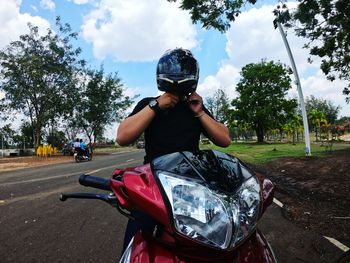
[
  {"left": 95, "top": 141, "right": 350, "bottom": 165},
  {"left": 93, "top": 146, "right": 136, "bottom": 154},
  {"left": 200, "top": 141, "right": 350, "bottom": 164}
]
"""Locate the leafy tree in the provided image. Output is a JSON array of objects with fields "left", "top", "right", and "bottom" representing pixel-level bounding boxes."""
[
  {"left": 335, "top": 116, "right": 350, "bottom": 126},
  {"left": 276, "top": 0, "right": 350, "bottom": 102},
  {"left": 169, "top": 0, "right": 350, "bottom": 101},
  {"left": 46, "top": 130, "right": 66, "bottom": 149},
  {"left": 232, "top": 60, "right": 297, "bottom": 142},
  {"left": 0, "top": 17, "right": 85, "bottom": 148},
  {"left": 282, "top": 114, "right": 303, "bottom": 143},
  {"left": 308, "top": 108, "right": 327, "bottom": 142},
  {"left": 305, "top": 95, "right": 340, "bottom": 124},
  {"left": 205, "top": 89, "right": 231, "bottom": 124},
  {"left": 0, "top": 124, "right": 17, "bottom": 148},
  {"left": 167, "top": 0, "right": 257, "bottom": 32},
  {"left": 20, "top": 121, "right": 35, "bottom": 148},
  {"left": 74, "top": 67, "right": 134, "bottom": 154}
]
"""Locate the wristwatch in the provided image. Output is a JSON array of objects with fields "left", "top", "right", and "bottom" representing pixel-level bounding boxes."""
[{"left": 149, "top": 99, "right": 161, "bottom": 113}]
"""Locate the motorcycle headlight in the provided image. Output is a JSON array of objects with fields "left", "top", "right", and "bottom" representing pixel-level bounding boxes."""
[{"left": 158, "top": 172, "right": 260, "bottom": 250}]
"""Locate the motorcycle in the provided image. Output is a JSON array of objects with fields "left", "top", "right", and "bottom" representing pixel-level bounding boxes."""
[
  {"left": 74, "top": 149, "right": 91, "bottom": 163},
  {"left": 60, "top": 149, "right": 277, "bottom": 262}
]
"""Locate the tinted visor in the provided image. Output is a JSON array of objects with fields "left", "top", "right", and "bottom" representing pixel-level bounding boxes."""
[{"left": 157, "top": 49, "right": 199, "bottom": 79}]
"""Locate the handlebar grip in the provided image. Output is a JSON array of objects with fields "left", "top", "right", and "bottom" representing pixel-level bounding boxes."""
[{"left": 79, "top": 174, "right": 111, "bottom": 191}]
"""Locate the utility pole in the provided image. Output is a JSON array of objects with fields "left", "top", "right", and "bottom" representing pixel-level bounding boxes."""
[{"left": 277, "top": 21, "right": 311, "bottom": 155}]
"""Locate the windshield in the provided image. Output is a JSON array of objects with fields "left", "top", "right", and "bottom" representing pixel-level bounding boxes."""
[{"left": 151, "top": 150, "right": 254, "bottom": 193}]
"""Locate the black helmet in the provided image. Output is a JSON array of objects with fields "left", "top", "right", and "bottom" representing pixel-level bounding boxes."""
[{"left": 156, "top": 48, "right": 199, "bottom": 95}]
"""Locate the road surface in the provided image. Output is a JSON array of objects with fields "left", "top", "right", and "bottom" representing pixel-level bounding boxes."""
[{"left": 0, "top": 150, "right": 343, "bottom": 262}]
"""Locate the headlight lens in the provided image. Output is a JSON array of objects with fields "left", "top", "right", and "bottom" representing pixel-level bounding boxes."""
[{"left": 158, "top": 172, "right": 260, "bottom": 250}]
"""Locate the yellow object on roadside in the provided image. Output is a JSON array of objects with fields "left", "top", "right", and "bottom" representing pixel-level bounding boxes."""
[{"left": 36, "top": 145, "right": 43, "bottom": 157}]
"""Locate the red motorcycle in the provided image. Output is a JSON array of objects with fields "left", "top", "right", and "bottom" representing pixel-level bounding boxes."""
[{"left": 60, "top": 150, "right": 277, "bottom": 262}]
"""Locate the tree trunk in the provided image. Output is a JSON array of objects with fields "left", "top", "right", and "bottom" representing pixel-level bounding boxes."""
[
  {"left": 34, "top": 126, "right": 41, "bottom": 149},
  {"left": 292, "top": 132, "right": 296, "bottom": 144},
  {"left": 256, "top": 125, "right": 264, "bottom": 143}
]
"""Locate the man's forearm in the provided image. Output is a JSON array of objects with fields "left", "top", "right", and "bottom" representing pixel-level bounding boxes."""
[
  {"left": 116, "top": 106, "right": 156, "bottom": 146},
  {"left": 198, "top": 112, "right": 231, "bottom": 147}
]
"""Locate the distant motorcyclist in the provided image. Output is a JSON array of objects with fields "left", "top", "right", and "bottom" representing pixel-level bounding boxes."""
[
  {"left": 73, "top": 138, "right": 81, "bottom": 154},
  {"left": 80, "top": 139, "right": 89, "bottom": 157}
]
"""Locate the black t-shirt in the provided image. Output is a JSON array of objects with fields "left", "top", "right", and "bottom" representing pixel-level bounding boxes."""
[{"left": 129, "top": 97, "right": 213, "bottom": 163}]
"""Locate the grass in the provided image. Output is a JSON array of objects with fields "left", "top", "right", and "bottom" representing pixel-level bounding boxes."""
[
  {"left": 200, "top": 141, "right": 350, "bottom": 165},
  {"left": 93, "top": 141, "right": 350, "bottom": 165},
  {"left": 93, "top": 146, "right": 136, "bottom": 154}
]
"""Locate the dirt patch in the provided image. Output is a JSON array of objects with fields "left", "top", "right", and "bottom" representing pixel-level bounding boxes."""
[
  {"left": 0, "top": 155, "right": 73, "bottom": 172},
  {"left": 252, "top": 148, "right": 350, "bottom": 242}
]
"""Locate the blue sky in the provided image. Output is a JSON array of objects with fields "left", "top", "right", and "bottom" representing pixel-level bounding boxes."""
[{"left": 1, "top": 0, "right": 349, "bottom": 139}]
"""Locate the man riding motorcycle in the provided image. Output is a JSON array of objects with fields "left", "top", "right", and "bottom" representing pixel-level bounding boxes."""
[{"left": 116, "top": 48, "right": 231, "bottom": 251}]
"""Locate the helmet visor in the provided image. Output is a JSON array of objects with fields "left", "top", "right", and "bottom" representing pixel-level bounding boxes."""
[{"left": 157, "top": 50, "right": 199, "bottom": 79}]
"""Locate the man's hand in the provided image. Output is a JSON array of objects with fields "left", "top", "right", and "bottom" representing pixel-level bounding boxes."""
[
  {"left": 158, "top": 92, "right": 179, "bottom": 110},
  {"left": 188, "top": 92, "right": 203, "bottom": 115}
]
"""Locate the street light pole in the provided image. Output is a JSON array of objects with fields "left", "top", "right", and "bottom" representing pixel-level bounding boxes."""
[{"left": 277, "top": 21, "right": 311, "bottom": 155}]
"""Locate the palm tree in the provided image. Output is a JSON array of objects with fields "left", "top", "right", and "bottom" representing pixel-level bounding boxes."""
[{"left": 308, "top": 109, "right": 328, "bottom": 142}]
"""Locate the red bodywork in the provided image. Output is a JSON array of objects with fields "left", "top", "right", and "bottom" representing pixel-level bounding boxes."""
[{"left": 111, "top": 164, "right": 276, "bottom": 263}]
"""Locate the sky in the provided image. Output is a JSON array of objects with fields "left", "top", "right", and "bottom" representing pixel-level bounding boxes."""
[{"left": 0, "top": 0, "right": 349, "bottom": 140}]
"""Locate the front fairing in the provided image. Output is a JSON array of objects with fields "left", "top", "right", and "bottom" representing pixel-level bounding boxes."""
[
  {"left": 112, "top": 150, "right": 274, "bottom": 261},
  {"left": 151, "top": 150, "right": 253, "bottom": 194},
  {"left": 119, "top": 230, "right": 277, "bottom": 263},
  {"left": 151, "top": 150, "right": 262, "bottom": 250}
]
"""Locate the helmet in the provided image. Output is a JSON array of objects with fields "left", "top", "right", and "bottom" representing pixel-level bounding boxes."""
[{"left": 156, "top": 48, "right": 199, "bottom": 95}]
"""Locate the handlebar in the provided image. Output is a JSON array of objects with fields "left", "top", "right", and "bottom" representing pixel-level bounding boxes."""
[{"left": 79, "top": 174, "right": 111, "bottom": 191}]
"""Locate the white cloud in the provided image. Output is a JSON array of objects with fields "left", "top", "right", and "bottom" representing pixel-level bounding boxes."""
[
  {"left": 0, "top": 0, "right": 50, "bottom": 49},
  {"left": 40, "top": 0, "right": 55, "bottom": 10},
  {"left": 225, "top": 4, "right": 320, "bottom": 74},
  {"left": 81, "top": 0, "right": 197, "bottom": 62},
  {"left": 72, "top": 0, "right": 91, "bottom": 4},
  {"left": 198, "top": 63, "right": 240, "bottom": 99},
  {"left": 30, "top": 5, "right": 38, "bottom": 12}
]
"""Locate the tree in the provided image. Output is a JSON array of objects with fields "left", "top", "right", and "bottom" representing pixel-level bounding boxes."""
[
  {"left": 308, "top": 109, "right": 327, "bottom": 142},
  {"left": 167, "top": 0, "right": 257, "bottom": 32},
  {"left": 0, "top": 124, "right": 16, "bottom": 148},
  {"left": 169, "top": 0, "right": 350, "bottom": 101},
  {"left": 20, "top": 121, "right": 35, "bottom": 148},
  {"left": 276, "top": 0, "right": 350, "bottom": 102},
  {"left": 46, "top": 130, "right": 66, "bottom": 149},
  {"left": 305, "top": 95, "right": 340, "bottom": 124},
  {"left": 283, "top": 114, "right": 303, "bottom": 143},
  {"left": 232, "top": 60, "right": 297, "bottom": 143},
  {"left": 0, "top": 17, "right": 85, "bottom": 148},
  {"left": 205, "top": 89, "right": 231, "bottom": 124},
  {"left": 74, "top": 67, "right": 134, "bottom": 154}
]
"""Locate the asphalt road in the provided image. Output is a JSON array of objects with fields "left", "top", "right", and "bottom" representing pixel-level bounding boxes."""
[{"left": 0, "top": 150, "right": 343, "bottom": 263}]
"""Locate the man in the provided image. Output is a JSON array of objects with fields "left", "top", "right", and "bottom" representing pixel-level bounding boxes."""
[
  {"left": 80, "top": 139, "right": 88, "bottom": 157},
  {"left": 116, "top": 48, "right": 231, "bottom": 252},
  {"left": 73, "top": 138, "right": 81, "bottom": 154},
  {"left": 117, "top": 48, "right": 231, "bottom": 163}
]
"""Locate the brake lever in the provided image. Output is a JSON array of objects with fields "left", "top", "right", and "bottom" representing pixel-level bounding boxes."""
[
  {"left": 60, "top": 192, "right": 117, "bottom": 204},
  {"left": 59, "top": 192, "right": 134, "bottom": 220}
]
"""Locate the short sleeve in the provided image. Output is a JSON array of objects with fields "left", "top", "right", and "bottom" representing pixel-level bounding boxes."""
[{"left": 128, "top": 98, "right": 152, "bottom": 117}]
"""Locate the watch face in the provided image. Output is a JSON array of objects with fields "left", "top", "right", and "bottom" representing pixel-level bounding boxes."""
[{"left": 149, "top": 100, "right": 157, "bottom": 107}]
